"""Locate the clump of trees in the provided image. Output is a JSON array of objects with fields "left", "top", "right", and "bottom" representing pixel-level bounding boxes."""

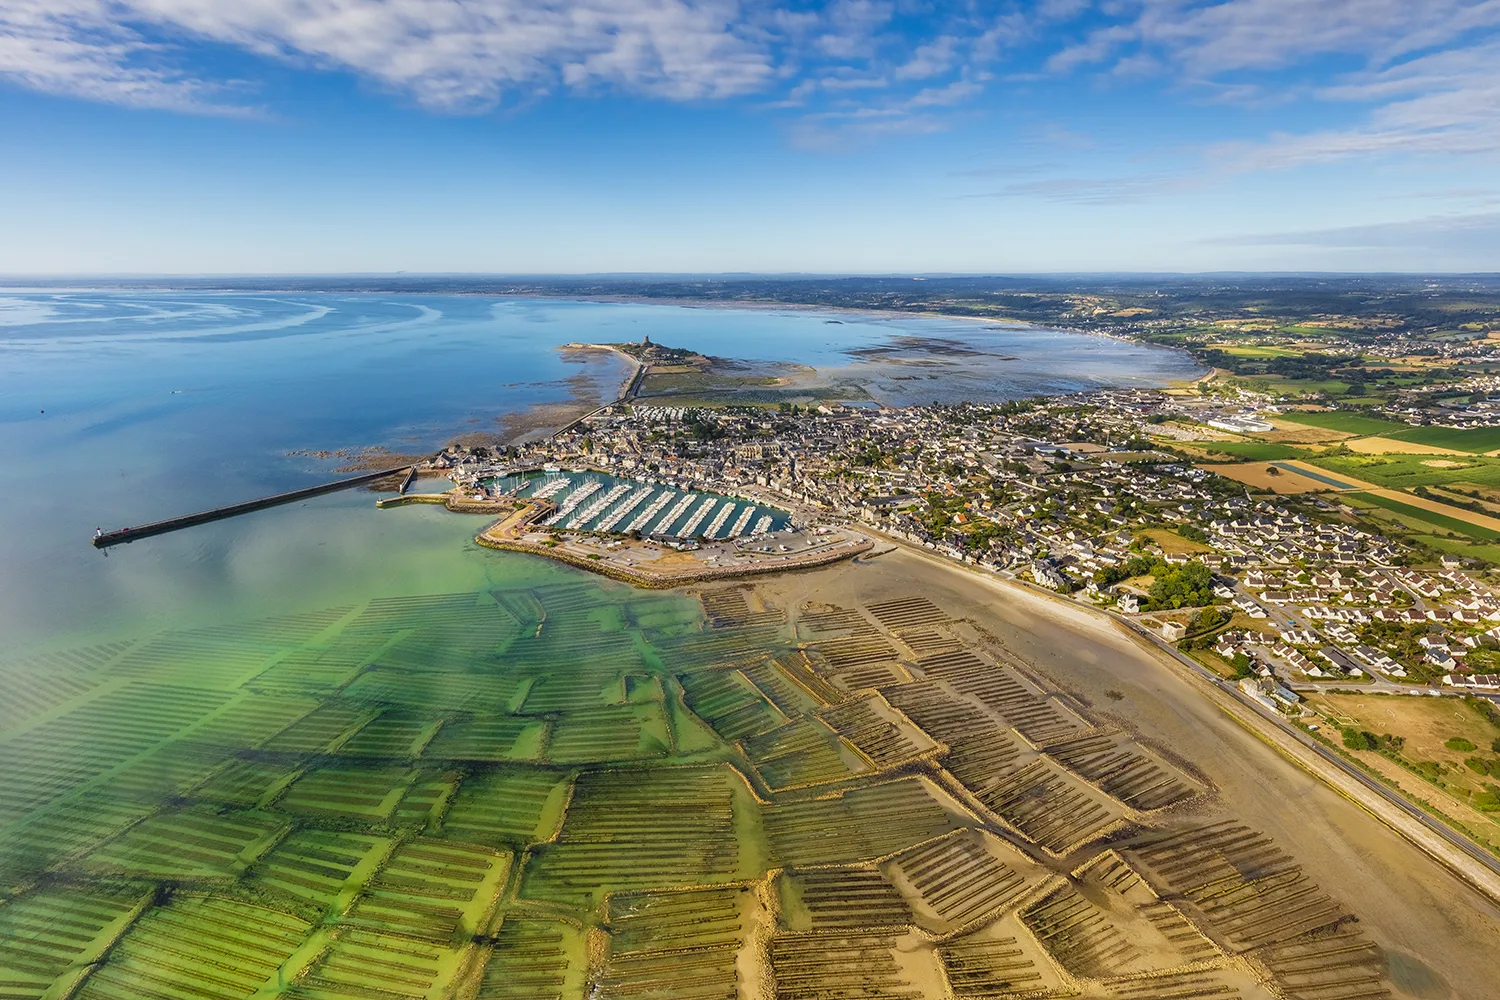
[
  {"left": 682, "top": 411, "right": 724, "bottom": 441},
  {"left": 1093, "top": 556, "right": 1217, "bottom": 610},
  {"left": 1191, "top": 606, "right": 1225, "bottom": 632},
  {"left": 1341, "top": 727, "right": 1404, "bottom": 753},
  {"left": 1150, "top": 560, "right": 1216, "bottom": 609}
]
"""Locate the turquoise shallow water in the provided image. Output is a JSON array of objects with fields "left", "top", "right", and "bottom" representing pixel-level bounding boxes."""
[{"left": 0, "top": 290, "right": 1200, "bottom": 650}]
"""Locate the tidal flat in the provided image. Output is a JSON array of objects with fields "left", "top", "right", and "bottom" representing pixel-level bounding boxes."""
[
  {"left": 4, "top": 545, "right": 1494, "bottom": 1000},
  {"left": 4, "top": 289, "right": 1470, "bottom": 999}
]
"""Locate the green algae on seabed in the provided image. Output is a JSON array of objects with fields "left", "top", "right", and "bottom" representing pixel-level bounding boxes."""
[{"left": 0, "top": 565, "right": 779, "bottom": 999}]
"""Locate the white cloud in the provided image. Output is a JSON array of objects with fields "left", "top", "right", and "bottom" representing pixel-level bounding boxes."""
[
  {"left": 17, "top": 0, "right": 1490, "bottom": 178},
  {"left": 1058, "top": 0, "right": 1500, "bottom": 77},
  {"left": 961, "top": 172, "right": 1187, "bottom": 204},
  {"left": 1206, "top": 38, "right": 1500, "bottom": 166},
  {"left": 0, "top": 0, "right": 781, "bottom": 111},
  {"left": 0, "top": 0, "right": 1026, "bottom": 127},
  {"left": 894, "top": 35, "right": 957, "bottom": 80},
  {"left": 1044, "top": 1, "right": 1500, "bottom": 167},
  {"left": 1204, "top": 211, "right": 1500, "bottom": 252},
  {"left": 0, "top": 0, "right": 246, "bottom": 112},
  {"left": 905, "top": 78, "right": 981, "bottom": 108}
]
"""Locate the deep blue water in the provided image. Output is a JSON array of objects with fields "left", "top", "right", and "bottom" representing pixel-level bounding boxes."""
[{"left": 0, "top": 290, "right": 1201, "bottom": 650}]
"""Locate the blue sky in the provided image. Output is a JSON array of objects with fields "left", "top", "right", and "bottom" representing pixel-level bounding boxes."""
[{"left": 1, "top": 0, "right": 1497, "bottom": 273}]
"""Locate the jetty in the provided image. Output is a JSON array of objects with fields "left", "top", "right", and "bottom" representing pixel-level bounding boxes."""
[{"left": 93, "top": 465, "right": 413, "bottom": 549}]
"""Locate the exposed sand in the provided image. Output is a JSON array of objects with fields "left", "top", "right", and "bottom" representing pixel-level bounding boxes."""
[
  {"left": 1421, "top": 459, "right": 1468, "bottom": 468},
  {"left": 753, "top": 549, "right": 1500, "bottom": 999},
  {"left": 1347, "top": 437, "right": 1467, "bottom": 456}
]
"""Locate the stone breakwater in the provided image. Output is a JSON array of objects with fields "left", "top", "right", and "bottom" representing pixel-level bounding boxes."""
[{"left": 375, "top": 492, "right": 523, "bottom": 515}]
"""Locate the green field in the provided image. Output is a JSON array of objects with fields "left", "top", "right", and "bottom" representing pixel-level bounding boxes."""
[
  {"left": 1219, "top": 345, "right": 1301, "bottom": 358},
  {"left": 1277, "top": 411, "right": 1410, "bottom": 436},
  {"left": 1346, "top": 492, "right": 1500, "bottom": 542},
  {"left": 1407, "top": 532, "right": 1500, "bottom": 565},
  {"left": 1196, "top": 441, "right": 1305, "bottom": 461},
  {"left": 1310, "top": 452, "right": 1500, "bottom": 489},
  {"left": 1389, "top": 425, "right": 1500, "bottom": 454},
  {"left": 1245, "top": 377, "right": 1353, "bottom": 397},
  {"left": 1277, "top": 411, "right": 1500, "bottom": 453}
]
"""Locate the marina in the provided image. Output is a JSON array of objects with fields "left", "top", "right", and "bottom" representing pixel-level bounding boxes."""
[{"left": 492, "top": 469, "right": 791, "bottom": 540}]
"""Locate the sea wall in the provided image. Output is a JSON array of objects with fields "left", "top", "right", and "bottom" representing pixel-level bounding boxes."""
[{"left": 474, "top": 532, "right": 872, "bottom": 589}]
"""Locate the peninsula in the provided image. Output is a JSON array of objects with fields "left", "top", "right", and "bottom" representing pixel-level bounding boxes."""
[
  {"left": 394, "top": 334, "right": 1500, "bottom": 899},
  {"left": 25, "top": 320, "right": 1500, "bottom": 1000}
]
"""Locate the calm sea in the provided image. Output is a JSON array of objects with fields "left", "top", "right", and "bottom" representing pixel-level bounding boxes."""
[{"left": 0, "top": 289, "right": 1202, "bottom": 651}]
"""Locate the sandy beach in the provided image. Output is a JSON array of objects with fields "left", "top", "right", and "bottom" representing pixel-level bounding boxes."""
[{"left": 751, "top": 547, "right": 1500, "bottom": 999}]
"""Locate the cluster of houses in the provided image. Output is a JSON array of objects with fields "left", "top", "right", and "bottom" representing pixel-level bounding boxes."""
[
  {"left": 1214, "top": 564, "right": 1500, "bottom": 687},
  {"left": 451, "top": 385, "right": 1500, "bottom": 697}
]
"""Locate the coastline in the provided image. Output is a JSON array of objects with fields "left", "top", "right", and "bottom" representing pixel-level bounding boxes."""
[
  {"left": 9, "top": 278, "right": 1201, "bottom": 379},
  {"left": 558, "top": 341, "right": 644, "bottom": 403},
  {"left": 535, "top": 291, "right": 1195, "bottom": 365},
  {"left": 851, "top": 524, "right": 1500, "bottom": 908},
  {"left": 744, "top": 546, "right": 1500, "bottom": 992},
  {"left": 473, "top": 528, "right": 872, "bottom": 588}
]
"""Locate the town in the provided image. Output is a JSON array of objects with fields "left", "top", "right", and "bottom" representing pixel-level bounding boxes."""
[
  {"left": 403, "top": 329, "right": 1500, "bottom": 866},
  {"left": 427, "top": 389, "right": 1500, "bottom": 702}
]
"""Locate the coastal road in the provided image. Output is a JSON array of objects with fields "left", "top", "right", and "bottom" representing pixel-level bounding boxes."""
[{"left": 1120, "top": 617, "right": 1500, "bottom": 898}]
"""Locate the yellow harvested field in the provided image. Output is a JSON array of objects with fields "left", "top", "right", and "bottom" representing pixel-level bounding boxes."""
[
  {"left": 1308, "top": 693, "right": 1500, "bottom": 852},
  {"left": 1277, "top": 460, "right": 1383, "bottom": 491},
  {"left": 1200, "top": 463, "right": 1331, "bottom": 493},
  {"left": 1344, "top": 437, "right": 1466, "bottom": 456},
  {"left": 1261, "top": 419, "right": 1352, "bottom": 444},
  {"left": 1314, "top": 694, "right": 1494, "bottom": 755},
  {"left": 1366, "top": 488, "right": 1500, "bottom": 532},
  {"left": 1140, "top": 527, "right": 1212, "bottom": 555},
  {"left": 1442, "top": 483, "right": 1500, "bottom": 506}
]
